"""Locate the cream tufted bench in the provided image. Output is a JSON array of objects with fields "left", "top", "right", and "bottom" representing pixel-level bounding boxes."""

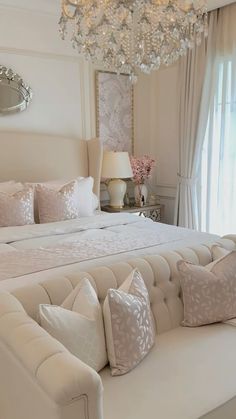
[{"left": 1, "top": 239, "right": 236, "bottom": 419}]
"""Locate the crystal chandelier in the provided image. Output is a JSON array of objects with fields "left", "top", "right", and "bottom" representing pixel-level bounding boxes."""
[{"left": 59, "top": 0, "right": 208, "bottom": 82}]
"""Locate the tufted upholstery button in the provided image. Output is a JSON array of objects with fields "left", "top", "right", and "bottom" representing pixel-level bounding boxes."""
[{"left": 9, "top": 245, "right": 214, "bottom": 332}]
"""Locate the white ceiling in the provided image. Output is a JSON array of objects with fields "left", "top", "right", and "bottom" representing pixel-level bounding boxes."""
[{"left": 0, "top": 0, "right": 235, "bottom": 14}]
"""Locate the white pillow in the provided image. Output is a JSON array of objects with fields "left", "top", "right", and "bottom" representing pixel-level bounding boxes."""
[
  {"left": 43, "top": 177, "right": 99, "bottom": 211},
  {"left": 39, "top": 279, "right": 107, "bottom": 372},
  {"left": 74, "top": 177, "right": 96, "bottom": 216}
]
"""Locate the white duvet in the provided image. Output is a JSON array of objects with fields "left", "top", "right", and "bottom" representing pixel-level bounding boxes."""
[{"left": 0, "top": 212, "right": 222, "bottom": 283}]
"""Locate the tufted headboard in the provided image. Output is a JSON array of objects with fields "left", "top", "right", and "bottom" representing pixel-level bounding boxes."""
[
  {"left": 11, "top": 244, "right": 220, "bottom": 335},
  {"left": 0, "top": 132, "right": 103, "bottom": 198}
]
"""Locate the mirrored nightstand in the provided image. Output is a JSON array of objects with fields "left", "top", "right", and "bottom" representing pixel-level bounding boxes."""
[{"left": 101, "top": 203, "right": 164, "bottom": 222}]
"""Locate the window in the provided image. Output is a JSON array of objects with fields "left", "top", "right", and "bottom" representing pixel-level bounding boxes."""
[{"left": 200, "top": 58, "right": 236, "bottom": 235}]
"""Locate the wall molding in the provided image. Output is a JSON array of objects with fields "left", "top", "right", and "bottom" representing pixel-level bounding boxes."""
[
  {"left": 0, "top": 46, "right": 80, "bottom": 63},
  {"left": 80, "top": 62, "right": 96, "bottom": 140},
  {"left": 156, "top": 183, "right": 177, "bottom": 190},
  {"left": 0, "top": 2, "right": 59, "bottom": 17},
  {"left": 158, "top": 195, "right": 176, "bottom": 201},
  {"left": 0, "top": 50, "right": 94, "bottom": 143},
  {"left": 156, "top": 183, "right": 177, "bottom": 198}
]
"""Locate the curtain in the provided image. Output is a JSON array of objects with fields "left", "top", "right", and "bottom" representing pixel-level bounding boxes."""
[
  {"left": 174, "top": 12, "right": 218, "bottom": 229},
  {"left": 200, "top": 3, "right": 236, "bottom": 236}
]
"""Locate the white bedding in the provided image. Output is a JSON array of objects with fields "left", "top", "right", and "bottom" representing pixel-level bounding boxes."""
[{"left": 0, "top": 212, "right": 226, "bottom": 291}]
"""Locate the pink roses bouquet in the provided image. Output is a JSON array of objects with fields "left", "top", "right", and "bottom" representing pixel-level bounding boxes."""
[{"left": 130, "top": 155, "right": 155, "bottom": 185}]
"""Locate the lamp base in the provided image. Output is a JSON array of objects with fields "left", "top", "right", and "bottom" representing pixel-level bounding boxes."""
[{"left": 108, "top": 179, "right": 127, "bottom": 208}]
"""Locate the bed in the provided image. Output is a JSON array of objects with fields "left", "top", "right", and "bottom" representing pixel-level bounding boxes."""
[{"left": 0, "top": 131, "right": 235, "bottom": 292}]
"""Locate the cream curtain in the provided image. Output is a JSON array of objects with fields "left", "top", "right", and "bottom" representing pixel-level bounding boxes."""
[
  {"left": 200, "top": 3, "right": 236, "bottom": 235},
  {"left": 174, "top": 12, "right": 218, "bottom": 229},
  {"left": 217, "top": 3, "right": 236, "bottom": 55}
]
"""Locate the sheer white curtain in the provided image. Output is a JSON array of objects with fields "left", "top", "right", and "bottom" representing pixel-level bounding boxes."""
[
  {"left": 200, "top": 3, "right": 236, "bottom": 236},
  {"left": 174, "top": 12, "right": 218, "bottom": 229}
]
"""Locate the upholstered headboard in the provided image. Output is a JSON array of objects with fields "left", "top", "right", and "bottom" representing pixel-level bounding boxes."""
[{"left": 0, "top": 132, "right": 103, "bottom": 198}]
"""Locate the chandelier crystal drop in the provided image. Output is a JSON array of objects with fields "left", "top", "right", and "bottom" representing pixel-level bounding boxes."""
[{"left": 59, "top": 0, "right": 208, "bottom": 82}]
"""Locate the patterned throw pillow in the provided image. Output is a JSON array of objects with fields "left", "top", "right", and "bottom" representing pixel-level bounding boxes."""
[
  {"left": 178, "top": 251, "right": 236, "bottom": 327},
  {"left": 36, "top": 180, "right": 80, "bottom": 223},
  {"left": 0, "top": 181, "right": 23, "bottom": 194},
  {"left": 103, "top": 269, "right": 155, "bottom": 376},
  {"left": 0, "top": 186, "right": 35, "bottom": 227},
  {"left": 36, "top": 177, "right": 97, "bottom": 223},
  {"left": 39, "top": 279, "right": 107, "bottom": 372},
  {"left": 42, "top": 177, "right": 98, "bottom": 213}
]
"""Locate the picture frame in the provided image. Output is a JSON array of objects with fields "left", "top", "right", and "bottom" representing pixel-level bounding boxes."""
[{"left": 96, "top": 71, "right": 134, "bottom": 154}]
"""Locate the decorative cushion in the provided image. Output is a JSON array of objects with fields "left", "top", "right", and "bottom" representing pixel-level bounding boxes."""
[
  {"left": 72, "top": 177, "right": 96, "bottom": 216},
  {"left": 0, "top": 186, "right": 35, "bottom": 227},
  {"left": 103, "top": 269, "right": 155, "bottom": 376},
  {"left": 36, "top": 180, "right": 80, "bottom": 223},
  {"left": 0, "top": 181, "right": 23, "bottom": 194},
  {"left": 39, "top": 278, "right": 107, "bottom": 372},
  {"left": 43, "top": 177, "right": 99, "bottom": 212},
  {"left": 178, "top": 251, "right": 236, "bottom": 327},
  {"left": 211, "top": 247, "right": 236, "bottom": 328},
  {"left": 36, "top": 177, "right": 96, "bottom": 223}
]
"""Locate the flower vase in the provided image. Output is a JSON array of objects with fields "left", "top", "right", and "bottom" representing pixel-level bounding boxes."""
[{"left": 134, "top": 184, "right": 148, "bottom": 206}]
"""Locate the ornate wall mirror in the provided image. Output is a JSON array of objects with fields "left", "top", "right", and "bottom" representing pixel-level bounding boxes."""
[{"left": 0, "top": 66, "right": 33, "bottom": 115}]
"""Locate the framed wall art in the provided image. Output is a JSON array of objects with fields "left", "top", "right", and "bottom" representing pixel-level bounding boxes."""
[{"left": 96, "top": 71, "right": 134, "bottom": 154}]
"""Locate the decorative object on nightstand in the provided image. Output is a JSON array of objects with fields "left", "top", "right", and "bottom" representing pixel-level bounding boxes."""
[
  {"left": 149, "top": 194, "right": 161, "bottom": 205},
  {"left": 102, "top": 151, "right": 133, "bottom": 209},
  {"left": 130, "top": 155, "right": 156, "bottom": 206},
  {"left": 101, "top": 202, "right": 164, "bottom": 223}
]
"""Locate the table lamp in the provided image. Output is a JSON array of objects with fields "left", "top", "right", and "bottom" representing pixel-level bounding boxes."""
[{"left": 102, "top": 151, "right": 133, "bottom": 208}]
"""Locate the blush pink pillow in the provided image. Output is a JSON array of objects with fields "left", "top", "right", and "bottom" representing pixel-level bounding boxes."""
[
  {"left": 0, "top": 181, "right": 24, "bottom": 194},
  {"left": 43, "top": 177, "right": 98, "bottom": 212},
  {"left": 36, "top": 180, "right": 80, "bottom": 224},
  {"left": 103, "top": 269, "right": 155, "bottom": 376},
  {"left": 34, "top": 176, "right": 98, "bottom": 223},
  {"left": 178, "top": 251, "right": 236, "bottom": 327},
  {"left": 0, "top": 186, "right": 35, "bottom": 227}
]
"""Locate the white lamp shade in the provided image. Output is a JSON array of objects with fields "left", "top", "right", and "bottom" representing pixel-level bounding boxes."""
[{"left": 102, "top": 151, "right": 133, "bottom": 179}]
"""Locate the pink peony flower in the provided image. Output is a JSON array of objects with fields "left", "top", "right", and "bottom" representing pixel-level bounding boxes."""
[{"left": 130, "top": 155, "right": 156, "bottom": 185}]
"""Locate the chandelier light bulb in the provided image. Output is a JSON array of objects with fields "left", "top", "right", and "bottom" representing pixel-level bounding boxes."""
[{"left": 59, "top": 0, "right": 208, "bottom": 82}]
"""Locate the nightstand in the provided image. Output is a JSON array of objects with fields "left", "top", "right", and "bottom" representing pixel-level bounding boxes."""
[{"left": 101, "top": 203, "right": 164, "bottom": 222}]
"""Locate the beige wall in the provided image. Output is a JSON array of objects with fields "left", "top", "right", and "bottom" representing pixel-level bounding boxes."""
[
  {"left": 0, "top": 3, "right": 179, "bottom": 224},
  {"left": 134, "top": 65, "right": 180, "bottom": 224},
  {"left": 0, "top": 5, "right": 96, "bottom": 140}
]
